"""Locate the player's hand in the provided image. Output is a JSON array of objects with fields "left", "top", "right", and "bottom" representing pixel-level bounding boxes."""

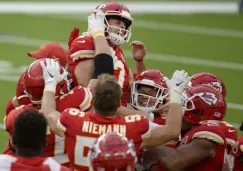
[
  {"left": 68, "top": 27, "right": 80, "bottom": 49},
  {"left": 88, "top": 10, "right": 105, "bottom": 39},
  {"left": 40, "top": 59, "right": 67, "bottom": 85},
  {"left": 166, "top": 70, "right": 190, "bottom": 94},
  {"left": 130, "top": 40, "right": 146, "bottom": 62}
]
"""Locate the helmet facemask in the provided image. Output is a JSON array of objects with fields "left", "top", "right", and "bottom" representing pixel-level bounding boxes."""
[
  {"left": 130, "top": 80, "right": 169, "bottom": 113},
  {"left": 105, "top": 14, "right": 132, "bottom": 46}
]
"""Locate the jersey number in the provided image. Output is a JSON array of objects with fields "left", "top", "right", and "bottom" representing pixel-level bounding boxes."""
[{"left": 74, "top": 136, "right": 96, "bottom": 170}]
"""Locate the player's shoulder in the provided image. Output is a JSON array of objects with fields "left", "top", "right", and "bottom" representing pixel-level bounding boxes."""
[
  {"left": 61, "top": 108, "right": 86, "bottom": 118},
  {"left": 219, "top": 121, "right": 238, "bottom": 145},
  {"left": 124, "top": 114, "right": 148, "bottom": 124},
  {"left": 69, "top": 35, "right": 95, "bottom": 61},
  {"left": 192, "top": 123, "right": 226, "bottom": 145},
  {"left": 0, "top": 154, "right": 17, "bottom": 167}
]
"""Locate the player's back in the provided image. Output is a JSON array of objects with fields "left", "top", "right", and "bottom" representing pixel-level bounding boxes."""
[
  {"left": 180, "top": 123, "right": 226, "bottom": 171},
  {"left": 0, "top": 154, "right": 69, "bottom": 171},
  {"left": 57, "top": 109, "right": 150, "bottom": 171}
]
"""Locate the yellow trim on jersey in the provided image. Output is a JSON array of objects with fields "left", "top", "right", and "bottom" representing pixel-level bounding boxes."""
[
  {"left": 57, "top": 119, "right": 67, "bottom": 132},
  {"left": 192, "top": 131, "right": 224, "bottom": 145},
  {"left": 141, "top": 128, "right": 152, "bottom": 140},
  {"left": 79, "top": 88, "right": 92, "bottom": 111},
  {"left": 70, "top": 50, "right": 94, "bottom": 61},
  {"left": 226, "top": 138, "right": 236, "bottom": 146}
]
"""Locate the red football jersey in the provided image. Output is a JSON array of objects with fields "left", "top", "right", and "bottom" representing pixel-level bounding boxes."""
[
  {"left": 219, "top": 121, "right": 238, "bottom": 152},
  {"left": 68, "top": 35, "right": 130, "bottom": 106},
  {"left": 179, "top": 123, "right": 226, "bottom": 171},
  {"left": 227, "top": 135, "right": 243, "bottom": 171},
  {"left": 0, "top": 155, "right": 69, "bottom": 171},
  {"left": 57, "top": 108, "right": 150, "bottom": 171},
  {"left": 4, "top": 87, "right": 92, "bottom": 165},
  {"left": 153, "top": 115, "right": 166, "bottom": 125}
]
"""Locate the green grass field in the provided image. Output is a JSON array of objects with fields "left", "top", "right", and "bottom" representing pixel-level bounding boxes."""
[{"left": 0, "top": 1, "right": 243, "bottom": 153}]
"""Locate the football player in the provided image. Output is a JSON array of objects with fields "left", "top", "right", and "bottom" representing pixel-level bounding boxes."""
[
  {"left": 40, "top": 57, "right": 190, "bottom": 170},
  {"left": 88, "top": 132, "right": 137, "bottom": 171},
  {"left": 5, "top": 43, "right": 68, "bottom": 115},
  {"left": 150, "top": 84, "right": 227, "bottom": 171},
  {"left": 0, "top": 109, "right": 69, "bottom": 171},
  {"left": 3, "top": 59, "right": 92, "bottom": 166},
  {"left": 130, "top": 69, "right": 169, "bottom": 125},
  {"left": 68, "top": 2, "right": 147, "bottom": 110},
  {"left": 189, "top": 72, "right": 238, "bottom": 161}
]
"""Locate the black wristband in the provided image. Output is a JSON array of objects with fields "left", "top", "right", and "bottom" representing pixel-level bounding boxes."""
[{"left": 93, "top": 53, "right": 114, "bottom": 79}]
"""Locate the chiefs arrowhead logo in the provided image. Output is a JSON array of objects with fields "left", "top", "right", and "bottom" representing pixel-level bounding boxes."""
[
  {"left": 197, "top": 92, "right": 217, "bottom": 105},
  {"left": 209, "top": 82, "right": 222, "bottom": 94}
]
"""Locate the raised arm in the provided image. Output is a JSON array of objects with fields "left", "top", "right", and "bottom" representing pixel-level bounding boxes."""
[
  {"left": 141, "top": 70, "right": 190, "bottom": 148},
  {"left": 40, "top": 59, "right": 65, "bottom": 137}
]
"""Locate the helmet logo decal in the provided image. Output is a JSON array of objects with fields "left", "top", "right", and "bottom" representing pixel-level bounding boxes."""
[
  {"left": 209, "top": 82, "right": 222, "bottom": 94},
  {"left": 197, "top": 92, "right": 217, "bottom": 105}
]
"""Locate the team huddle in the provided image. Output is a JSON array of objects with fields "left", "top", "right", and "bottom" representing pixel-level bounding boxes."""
[{"left": 0, "top": 1, "right": 242, "bottom": 171}]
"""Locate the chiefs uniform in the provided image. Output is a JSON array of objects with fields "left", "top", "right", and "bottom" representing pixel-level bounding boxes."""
[
  {"left": 153, "top": 115, "right": 166, "bottom": 125},
  {"left": 227, "top": 135, "right": 243, "bottom": 171},
  {"left": 219, "top": 121, "right": 238, "bottom": 152},
  {"left": 57, "top": 108, "right": 150, "bottom": 171},
  {"left": 0, "top": 154, "right": 69, "bottom": 171},
  {"left": 177, "top": 123, "right": 226, "bottom": 171},
  {"left": 68, "top": 35, "right": 130, "bottom": 106},
  {"left": 4, "top": 86, "right": 92, "bottom": 166}
]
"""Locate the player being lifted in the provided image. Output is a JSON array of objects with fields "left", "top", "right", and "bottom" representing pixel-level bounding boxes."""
[{"left": 67, "top": 1, "right": 154, "bottom": 120}]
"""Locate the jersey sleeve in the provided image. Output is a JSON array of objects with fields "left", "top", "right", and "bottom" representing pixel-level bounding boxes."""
[
  {"left": 57, "top": 108, "right": 85, "bottom": 134},
  {"left": 192, "top": 124, "right": 225, "bottom": 145},
  {"left": 57, "top": 86, "right": 93, "bottom": 112},
  {"left": 125, "top": 115, "right": 151, "bottom": 141},
  {"left": 68, "top": 36, "right": 95, "bottom": 62},
  {"left": 219, "top": 121, "right": 238, "bottom": 146}
]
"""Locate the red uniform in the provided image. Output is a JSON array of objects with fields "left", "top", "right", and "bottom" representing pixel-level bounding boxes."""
[
  {"left": 57, "top": 108, "right": 151, "bottom": 171},
  {"left": 227, "top": 135, "right": 243, "bottom": 171},
  {"left": 219, "top": 121, "right": 238, "bottom": 152},
  {"left": 0, "top": 154, "right": 69, "bottom": 171},
  {"left": 178, "top": 124, "right": 226, "bottom": 171},
  {"left": 153, "top": 115, "right": 166, "bottom": 125},
  {"left": 4, "top": 86, "right": 93, "bottom": 166},
  {"left": 68, "top": 35, "right": 130, "bottom": 106}
]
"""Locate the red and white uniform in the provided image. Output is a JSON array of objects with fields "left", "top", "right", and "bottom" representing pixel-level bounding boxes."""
[
  {"left": 179, "top": 124, "right": 226, "bottom": 171},
  {"left": 57, "top": 108, "right": 151, "bottom": 171},
  {"left": 227, "top": 135, "right": 243, "bottom": 171},
  {"left": 219, "top": 121, "right": 238, "bottom": 152},
  {"left": 4, "top": 87, "right": 93, "bottom": 166},
  {"left": 68, "top": 35, "right": 130, "bottom": 106},
  {"left": 0, "top": 154, "right": 69, "bottom": 171}
]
